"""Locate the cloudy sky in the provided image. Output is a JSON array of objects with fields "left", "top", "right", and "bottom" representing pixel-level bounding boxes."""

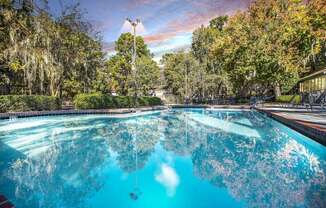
[{"left": 47, "top": 0, "right": 251, "bottom": 62}]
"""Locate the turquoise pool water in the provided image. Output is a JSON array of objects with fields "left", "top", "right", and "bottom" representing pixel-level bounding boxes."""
[{"left": 0, "top": 109, "right": 325, "bottom": 208}]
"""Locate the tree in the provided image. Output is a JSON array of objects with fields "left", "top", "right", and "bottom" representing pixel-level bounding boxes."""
[
  {"left": 162, "top": 52, "right": 203, "bottom": 102},
  {"left": 106, "top": 55, "right": 130, "bottom": 95},
  {"left": 209, "top": 0, "right": 325, "bottom": 97},
  {"left": 209, "top": 15, "right": 228, "bottom": 31},
  {"left": 135, "top": 56, "right": 160, "bottom": 96},
  {"left": 115, "top": 32, "right": 151, "bottom": 63},
  {"left": 0, "top": 1, "right": 105, "bottom": 99},
  {"left": 163, "top": 0, "right": 325, "bottom": 101},
  {"left": 104, "top": 33, "right": 160, "bottom": 96},
  {"left": 192, "top": 17, "right": 231, "bottom": 100}
]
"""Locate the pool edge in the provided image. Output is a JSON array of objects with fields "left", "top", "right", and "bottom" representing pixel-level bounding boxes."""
[
  {"left": 255, "top": 107, "right": 326, "bottom": 146},
  {"left": 0, "top": 106, "right": 167, "bottom": 120}
]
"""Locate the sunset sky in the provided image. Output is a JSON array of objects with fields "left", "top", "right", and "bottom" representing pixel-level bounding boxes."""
[{"left": 47, "top": 0, "right": 251, "bottom": 62}]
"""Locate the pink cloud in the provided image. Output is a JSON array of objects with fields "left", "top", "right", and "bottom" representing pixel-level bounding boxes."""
[
  {"left": 104, "top": 0, "right": 252, "bottom": 53},
  {"left": 144, "top": 32, "right": 180, "bottom": 43},
  {"left": 144, "top": 0, "right": 251, "bottom": 44}
]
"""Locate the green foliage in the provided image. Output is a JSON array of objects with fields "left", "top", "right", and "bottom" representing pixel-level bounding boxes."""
[
  {"left": 163, "top": 14, "right": 232, "bottom": 103},
  {"left": 162, "top": 51, "right": 230, "bottom": 103},
  {"left": 105, "top": 55, "right": 131, "bottom": 95},
  {"left": 115, "top": 33, "right": 151, "bottom": 62},
  {"left": 237, "top": 98, "right": 250, "bottom": 104},
  {"left": 276, "top": 95, "right": 302, "bottom": 104},
  {"left": 209, "top": 16, "right": 228, "bottom": 31},
  {"left": 164, "top": 0, "right": 325, "bottom": 102},
  {"left": 0, "top": 95, "right": 61, "bottom": 113},
  {"left": 162, "top": 52, "right": 196, "bottom": 100},
  {"left": 135, "top": 56, "right": 160, "bottom": 95},
  {"left": 140, "top": 96, "right": 163, "bottom": 106},
  {"left": 101, "top": 33, "right": 160, "bottom": 96},
  {"left": 0, "top": 2, "right": 104, "bottom": 98},
  {"left": 2, "top": 0, "right": 324, "bottom": 105},
  {"left": 73, "top": 93, "right": 162, "bottom": 109}
]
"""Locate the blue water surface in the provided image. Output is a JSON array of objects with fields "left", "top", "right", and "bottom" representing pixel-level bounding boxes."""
[{"left": 0, "top": 109, "right": 325, "bottom": 208}]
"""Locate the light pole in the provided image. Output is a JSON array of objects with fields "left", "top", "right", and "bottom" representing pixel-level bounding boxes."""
[
  {"left": 126, "top": 19, "right": 141, "bottom": 200},
  {"left": 126, "top": 18, "right": 140, "bottom": 102},
  {"left": 184, "top": 60, "right": 189, "bottom": 104}
]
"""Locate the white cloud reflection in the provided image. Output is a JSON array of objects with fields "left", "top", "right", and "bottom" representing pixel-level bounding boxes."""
[{"left": 155, "top": 163, "right": 179, "bottom": 197}]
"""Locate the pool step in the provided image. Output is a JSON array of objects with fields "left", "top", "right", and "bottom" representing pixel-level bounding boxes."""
[{"left": 0, "top": 195, "right": 15, "bottom": 208}]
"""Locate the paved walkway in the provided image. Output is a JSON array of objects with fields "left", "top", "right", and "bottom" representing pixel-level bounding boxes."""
[{"left": 255, "top": 105, "right": 326, "bottom": 146}]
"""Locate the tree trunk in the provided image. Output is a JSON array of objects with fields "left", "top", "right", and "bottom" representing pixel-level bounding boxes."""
[{"left": 274, "top": 83, "right": 281, "bottom": 97}]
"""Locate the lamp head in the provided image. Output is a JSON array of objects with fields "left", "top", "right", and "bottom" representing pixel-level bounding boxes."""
[
  {"left": 126, "top": 18, "right": 141, "bottom": 26},
  {"left": 126, "top": 18, "right": 132, "bottom": 23}
]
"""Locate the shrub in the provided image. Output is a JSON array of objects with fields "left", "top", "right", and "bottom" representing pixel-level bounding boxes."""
[
  {"left": 74, "top": 93, "right": 163, "bottom": 109},
  {"left": 236, "top": 98, "right": 250, "bottom": 104},
  {"left": 0, "top": 95, "right": 61, "bottom": 113},
  {"left": 140, "top": 96, "right": 163, "bottom": 106},
  {"left": 276, "top": 95, "right": 301, "bottom": 104}
]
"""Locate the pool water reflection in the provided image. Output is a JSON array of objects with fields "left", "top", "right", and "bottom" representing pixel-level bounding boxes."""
[{"left": 0, "top": 109, "right": 325, "bottom": 208}]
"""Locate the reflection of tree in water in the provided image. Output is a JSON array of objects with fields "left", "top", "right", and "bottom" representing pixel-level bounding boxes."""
[
  {"left": 3, "top": 121, "right": 111, "bottom": 208},
  {"left": 160, "top": 112, "right": 209, "bottom": 156},
  {"left": 104, "top": 115, "right": 163, "bottom": 172},
  {"left": 190, "top": 114, "right": 326, "bottom": 208},
  {"left": 1, "top": 112, "right": 325, "bottom": 207}
]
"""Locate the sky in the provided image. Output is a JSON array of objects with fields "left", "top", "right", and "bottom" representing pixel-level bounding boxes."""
[{"left": 46, "top": 0, "right": 251, "bottom": 62}]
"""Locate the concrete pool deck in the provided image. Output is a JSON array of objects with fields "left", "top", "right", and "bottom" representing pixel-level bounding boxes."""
[{"left": 255, "top": 105, "right": 326, "bottom": 146}]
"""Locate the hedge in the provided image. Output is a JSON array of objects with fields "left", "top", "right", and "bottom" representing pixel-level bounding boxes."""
[
  {"left": 0, "top": 95, "right": 61, "bottom": 113},
  {"left": 74, "top": 93, "right": 163, "bottom": 109},
  {"left": 276, "top": 95, "right": 301, "bottom": 104}
]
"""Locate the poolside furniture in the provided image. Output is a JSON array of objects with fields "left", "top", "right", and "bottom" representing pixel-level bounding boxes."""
[
  {"left": 308, "top": 90, "right": 326, "bottom": 110},
  {"left": 301, "top": 91, "right": 326, "bottom": 110},
  {"left": 300, "top": 92, "right": 308, "bottom": 109},
  {"left": 316, "top": 90, "right": 326, "bottom": 104}
]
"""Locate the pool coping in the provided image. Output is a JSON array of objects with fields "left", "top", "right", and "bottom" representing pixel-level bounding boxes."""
[
  {"left": 0, "top": 105, "right": 252, "bottom": 120},
  {"left": 0, "top": 194, "right": 14, "bottom": 208},
  {"left": 168, "top": 104, "right": 251, "bottom": 109},
  {"left": 255, "top": 107, "right": 326, "bottom": 146},
  {"left": 0, "top": 106, "right": 167, "bottom": 120},
  {"left": 3, "top": 104, "right": 322, "bottom": 146}
]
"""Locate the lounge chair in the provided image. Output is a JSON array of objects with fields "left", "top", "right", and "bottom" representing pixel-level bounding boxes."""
[{"left": 309, "top": 90, "right": 326, "bottom": 110}]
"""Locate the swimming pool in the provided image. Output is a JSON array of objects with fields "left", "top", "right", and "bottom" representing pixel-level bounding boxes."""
[{"left": 0, "top": 109, "right": 325, "bottom": 208}]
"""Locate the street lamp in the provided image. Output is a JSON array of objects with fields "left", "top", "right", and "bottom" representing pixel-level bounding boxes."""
[
  {"left": 126, "top": 19, "right": 141, "bottom": 200},
  {"left": 126, "top": 18, "right": 141, "bottom": 100},
  {"left": 126, "top": 18, "right": 140, "bottom": 71}
]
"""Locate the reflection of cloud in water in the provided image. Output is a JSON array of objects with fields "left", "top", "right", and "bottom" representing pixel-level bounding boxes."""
[
  {"left": 155, "top": 163, "right": 180, "bottom": 197},
  {"left": 1, "top": 110, "right": 325, "bottom": 207},
  {"left": 186, "top": 112, "right": 261, "bottom": 138}
]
